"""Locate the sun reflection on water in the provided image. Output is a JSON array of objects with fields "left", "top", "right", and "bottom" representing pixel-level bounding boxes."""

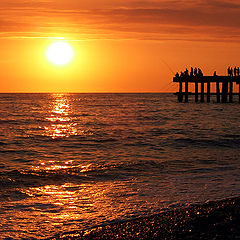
[
  {"left": 21, "top": 182, "right": 116, "bottom": 224},
  {"left": 22, "top": 94, "right": 129, "bottom": 236},
  {"left": 42, "top": 94, "right": 78, "bottom": 139},
  {"left": 33, "top": 94, "right": 96, "bottom": 181}
]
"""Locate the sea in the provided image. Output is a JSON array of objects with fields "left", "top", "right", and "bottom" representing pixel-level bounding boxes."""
[{"left": 0, "top": 93, "right": 239, "bottom": 239}]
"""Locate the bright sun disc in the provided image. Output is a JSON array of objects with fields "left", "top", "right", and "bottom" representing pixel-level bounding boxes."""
[{"left": 47, "top": 41, "right": 73, "bottom": 65}]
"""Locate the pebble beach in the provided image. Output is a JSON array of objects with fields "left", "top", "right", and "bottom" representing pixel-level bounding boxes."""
[{"left": 52, "top": 197, "right": 240, "bottom": 240}]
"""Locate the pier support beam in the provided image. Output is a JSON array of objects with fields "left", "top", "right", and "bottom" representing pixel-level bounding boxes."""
[
  {"left": 195, "top": 82, "right": 198, "bottom": 102},
  {"left": 229, "top": 81, "right": 233, "bottom": 103},
  {"left": 222, "top": 80, "right": 228, "bottom": 103},
  {"left": 216, "top": 81, "right": 220, "bottom": 103},
  {"left": 201, "top": 81, "right": 204, "bottom": 102},
  {"left": 207, "top": 82, "right": 211, "bottom": 103},
  {"left": 173, "top": 75, "right": 239, "bottom": 103},
  {"left": 239, "top": 84, "right": 240, "bottom": 103},
  {"left": 185, "top": 81, "right": 188, "bottom": 102},
  {"left": 178, "top": 81, "right": 183, "bottom": 102}
]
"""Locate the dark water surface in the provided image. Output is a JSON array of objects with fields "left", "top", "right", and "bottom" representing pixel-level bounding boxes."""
[{"left": 0, "top": 93, "right": 239, "bottom": 239}]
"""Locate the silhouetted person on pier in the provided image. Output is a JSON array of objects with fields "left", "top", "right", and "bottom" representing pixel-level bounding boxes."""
[
  {"left": 198, "top": 68, "right": 203, "bottom": 77},
  {"left": 190, "top": 67, "right": 194, "bottom": 77},
  {"left": 228, "top": 67, "right": 231, "bottom": 76},
  {"left": 180, "top": 72, "right": 184, "bottom": 78},
  {"left": 185, "top": 68, "right": 189, "bottom": 77},
  {"left": 175, "top": 72, "right": 180, "bottom": 78},
  {"left": 237, "top": 67, "right": 240, "bottom": 76},
  {"left": 190, "top": 67, "right": 193, "bottom": 77},
  {"left": 234, "top": 67, "right": 237, "bottom": 76},
  {"left": 213, "top": 71, "right": 217, "bottom": 77},
  {"left": 194, "top": 67, "right": 198, "bottom": 77}
]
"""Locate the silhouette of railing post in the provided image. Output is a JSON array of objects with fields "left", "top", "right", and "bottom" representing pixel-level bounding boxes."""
[
  {"left": 222, "top": 79, "right": 228, "bottom": 103},
  {"left": 178, "top": 81, "right": 183, "bottom": 102},
  {"left": 185, "top": 80, "right": 188, "bottom": 102},
  {"left": 229, "top": 80, "right": 233, "bottom": 103},
  {"left": 216, "top": 80, "right": 220, "bottom": 103},
  {"left": 200, "top": 79, "right": 204, "bottom": 102},
  {"left": 195, "top": 82, "right": 198, "bottom": 102},
  {"left": 207, "top": 81, "right": 211, "bottom": 102}
]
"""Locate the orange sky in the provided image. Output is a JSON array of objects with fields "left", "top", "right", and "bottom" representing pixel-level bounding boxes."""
[{"left": 0, "top": 0, "right": 240, "bottom": 92}]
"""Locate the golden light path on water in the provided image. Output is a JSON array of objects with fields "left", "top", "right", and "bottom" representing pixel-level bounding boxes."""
[
  {"left": 44, "top": 94, "right": 77, "bottom": 138},
  {"left": 36, "top": 94, "right": 93, "bottom": 170},
  {"left": 35, "top": 94, "right": 80, "bottom": 171},
  {"left": 19, "top": 94, "right": 137, "bottom": 234}
]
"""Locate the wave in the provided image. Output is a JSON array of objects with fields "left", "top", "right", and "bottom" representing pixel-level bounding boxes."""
[
  {"left": 0, "top": 149, "right": 36, "bottom": 154},
  {"left": 0, "top": 160, "right": 168, "bottom": 190},
  {"left": 174, "top": 137, "right": 240, "bottom": 148},
  {"left": 0, "top": 119, "right": 19, "bottom": 124}
]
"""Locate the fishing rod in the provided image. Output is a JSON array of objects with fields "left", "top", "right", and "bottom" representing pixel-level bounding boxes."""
[{"left": 159, "top": 58, "right": 177, "bottom": 92}]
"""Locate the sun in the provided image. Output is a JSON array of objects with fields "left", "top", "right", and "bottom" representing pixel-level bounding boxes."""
[{"left": 47, "top": 41, "right": 73, "bottom": 65}]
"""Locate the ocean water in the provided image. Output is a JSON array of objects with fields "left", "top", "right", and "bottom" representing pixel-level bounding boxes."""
[{"left": 0, "top": 93, "right": 239, "bottom": 239}]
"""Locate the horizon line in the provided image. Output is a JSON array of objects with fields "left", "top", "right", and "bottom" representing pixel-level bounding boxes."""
[{"left": 0, "top": 92, "right": 173, "bottom": 94}]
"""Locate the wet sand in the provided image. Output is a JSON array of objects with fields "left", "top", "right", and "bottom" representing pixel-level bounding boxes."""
[{"left": 52, "top": 197, "right": 240, "bottom": 239}]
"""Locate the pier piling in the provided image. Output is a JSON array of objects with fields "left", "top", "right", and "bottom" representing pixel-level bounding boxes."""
[
  {"left": 178, "top": 81, "right": 183, "bottom": 102},
  {"left": 239, "top": 84, "right": 240, "bottom": 103},
  {"left": 222, "top": 80, "right": 228, "bottom": 103},
  {"left": 216, "top": 80, "right": 220, "bottom": 103},
  {"left": 185, "top": 81, "right": 188, "bottom": 102},
  {"left": 229, "top": 81, "right": 233, "bottom": 103},
  {"left": 201, "top": 81, "right": 204, "bottom": 102},
  {"left": 207, "top": 82, "right": 211, "bottom": 103},
  {"left": 195, "top": 82, "right": 198, "bottom": 102}
]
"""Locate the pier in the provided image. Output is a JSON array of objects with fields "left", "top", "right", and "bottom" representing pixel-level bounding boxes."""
[{"left": 173, "top": 75, "right": 240, "bottom": 103}]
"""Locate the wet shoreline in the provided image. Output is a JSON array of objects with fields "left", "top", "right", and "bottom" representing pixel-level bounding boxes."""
[{"left": 52, "top": 196, "right": 240, "bottom": 239}]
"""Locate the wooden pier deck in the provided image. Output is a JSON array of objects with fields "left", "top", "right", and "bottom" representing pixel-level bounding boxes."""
[{"left": 173, "top": 75, "right": 240, "bottom": 103}]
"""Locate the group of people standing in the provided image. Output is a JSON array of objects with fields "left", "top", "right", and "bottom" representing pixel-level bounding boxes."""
[
  {"left": 228, "top": 66, "right": 240, "bottom": 77},
  {"left": 175, "top": 66, "right": 240, "bottom": 78},
  {"left": 175, "top": 67, "right": 203, "bottom": 78}
]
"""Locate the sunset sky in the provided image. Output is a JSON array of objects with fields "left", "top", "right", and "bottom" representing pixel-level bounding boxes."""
[{"left": 1, "top": 0, "right": 240, "bottom": 92}]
